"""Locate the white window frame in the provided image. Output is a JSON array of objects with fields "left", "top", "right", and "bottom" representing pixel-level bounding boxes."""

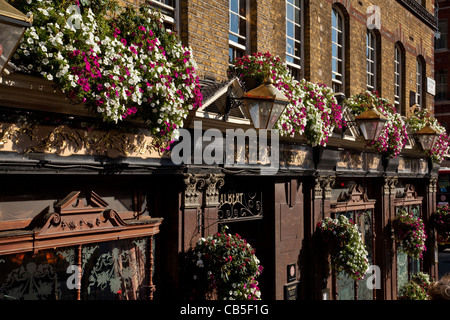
[
  {"left": 332, "top": 7, "right": 344, "bottom": 94},
  {"left": 229, "top": 0, "right": 250, "bottom": 62},
  {"left": 394, "top": 44, "right": 403, "bottom": 112},
  {"left": 416, "top": 58, "right": 424, "bottom": 109},
  {"left": 149, "top": 0, "right": 179, "bottom": 33},
  {"left": 286, "top": 0, "right": 303, "bottom": 79},
  {"left": 366, "top": 30, "right": 377, "bottom": 92}
]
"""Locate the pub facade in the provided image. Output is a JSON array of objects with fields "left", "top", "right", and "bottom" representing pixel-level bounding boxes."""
[{"left": 0, "top": 0, "right": 442, "bottom": 300}]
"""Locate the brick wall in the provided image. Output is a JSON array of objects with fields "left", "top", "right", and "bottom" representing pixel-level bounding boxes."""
[
  {"left": 116, "top": 0, "right": 436, "bottom": 117},
  {"left": 305, "top": 0, "right": 436, "bottom": 118},
  {"left": 179, "top": 0, "right": 229, "bottom": 81}
]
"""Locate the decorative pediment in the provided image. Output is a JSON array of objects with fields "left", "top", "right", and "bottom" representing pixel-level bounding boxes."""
[
  {"left": 332, "top": 184, "right": 376, "bottom": 213},
  {"left": 36, "top": 191, "right": 127, "bottom": 237},
  {"left": 0, "top": 191, "right": 163, "bottom": 255},
  {"left": 395, "top": 184, "right": 423, "bottom": 206}
]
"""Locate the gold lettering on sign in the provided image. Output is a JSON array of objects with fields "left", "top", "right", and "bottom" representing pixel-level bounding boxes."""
[{"left": 220, "top": 193, "right": 243, "bottom": 206}]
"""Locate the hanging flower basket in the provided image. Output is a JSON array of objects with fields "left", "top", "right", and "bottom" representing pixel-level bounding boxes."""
[
  {"left": 344, "top": 91, "right": 408, "bottom": 159},
  {"left": 228, "top": 52, "right": 345, "bottom": 147},
  {"left": 398, "top": 272, "right": 434, "bottom": 300},
  {"left": 407, "top": 110, "right": 449, "bottom": 163},
  {"left": 431, "top": 205, "right": 450, "bottom": 241},
  {"left": 317, "top": 215, "right": 369, "bottom": 280},
  {"left": 392, "top": 210, "right": 427, "bottom": 259},
  {"left": 10, "top": 0, "right": 203, "bottom": 152},
  {"left": 184, "top": 225, "right": 263, "bottom": 300}
]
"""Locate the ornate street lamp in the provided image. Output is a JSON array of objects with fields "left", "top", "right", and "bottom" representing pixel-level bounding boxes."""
[
  {"left": 0, "top": 0, "right": 32, "bottom": 75},
  {"left": 242, "top": 77, "right": 289, "bottom": 130},
  {"left": 355, "top": 104, "right": 387, "bottom": 141},
  {"left": 415, "top": 124, "right": 441, "bottom": 152}
]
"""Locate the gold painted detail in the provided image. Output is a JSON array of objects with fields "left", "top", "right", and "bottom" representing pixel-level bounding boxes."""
[
  {"left": 0, "top": 122, "right": 164, "bottom": 159},
  {"left": 337, "top": 151, "right": 363, "bottom": 170}
]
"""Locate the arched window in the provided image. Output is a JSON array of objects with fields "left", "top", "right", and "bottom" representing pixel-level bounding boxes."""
[
  {"left": 332, "top": 7, "right": 345, "bottom": 93},
  {"left": 394, "top": 43, "right": 405, "bottom": 114},
  {"left": 416, "top": 56, "right": 426, "bottom": 110},
  {"left": 366, "top": 29, "right": 377, "bottom": 92},
  {"left": 286, "top": 0, "right": 303, "bottom": 80}
]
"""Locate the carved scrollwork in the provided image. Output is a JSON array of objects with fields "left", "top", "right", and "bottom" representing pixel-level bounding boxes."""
[
  {"left": 383, "top": 176, "right": 398, "bottom": 195},
  {"left": 429, "top": 177, "right": 438, "bottom": 194},
  {"left": 183, "top": 173, "right": 205, "bottom": 209},
  {"left": 51, "top": 213, "right": 61, "bottom": 225},
  {"left": 182, "top": 173, "right": 226, "bottom": 209}
]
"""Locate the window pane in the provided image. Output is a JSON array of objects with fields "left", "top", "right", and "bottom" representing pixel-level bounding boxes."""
[
  {"left": 287, "top": 38, "right": 295, "bottom": 55},
  {"left": 287, "top": 21, "right": 294, "bottom": 38},
  {"left": 295, "top": 6, "right": 301, "bottom": 24},
  {"left": 332, "top": 43, "right": 338, "bottom": 58},
  {"left": 230, "top": 0, "right": 238, "bottom": 13},
  {"left": 239, "top": 16, "right": 247, "bottom": 37},
  {"left": 287, "top": 4, "right": 294, "bottom": 21},
  {"left": 332, "top": 10, "right": 337, "bottom": 27},
  {"left": 295, "top": 25, "right": 301, "bottom": 39},
  {"left": 332, "top": 28, "right": 337, "bottom": 43},
  {"left": 239, "top": 0, "right": 246, "bottom": 15},
  {"left": 332, "top": 57, "right": 338, "bottom": 73}
]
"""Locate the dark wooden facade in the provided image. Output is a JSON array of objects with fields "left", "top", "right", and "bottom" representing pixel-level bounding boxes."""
[
  {"left": 0, "top": 77, "right": 441, "bottom": 299},
  {"left": 0, "top": 0, "right": 441, "bottom": 301}
]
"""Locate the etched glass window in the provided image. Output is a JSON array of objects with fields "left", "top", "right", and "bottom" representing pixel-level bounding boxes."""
[
  {"left": 0, "top": 238, "right": 151, "bottom": 300},
  {"left": 336, "top": 210, "right": 374, "bottom": 301},
  {"left": 395, "top": 204, "right": 422, "bottom": 293}
]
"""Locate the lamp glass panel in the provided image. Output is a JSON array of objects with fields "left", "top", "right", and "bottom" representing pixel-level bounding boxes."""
[
  {"left": 258, "top": 100, "right": 273, "bottom": 129},
  {"left": 247, "top": 100, "right": 260, "bottom": 128},
  {"left": 418, "top": 135, "right": 438, "bottom": 151},
  {"left": 267, "top": 102, "right": 287, "bottom": 130},
  {"left": 0, "top": 23, "right": 25, "bottom": 73},
  {"left": 358, "top": 119, "right": 385, "bottom": 141}
]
